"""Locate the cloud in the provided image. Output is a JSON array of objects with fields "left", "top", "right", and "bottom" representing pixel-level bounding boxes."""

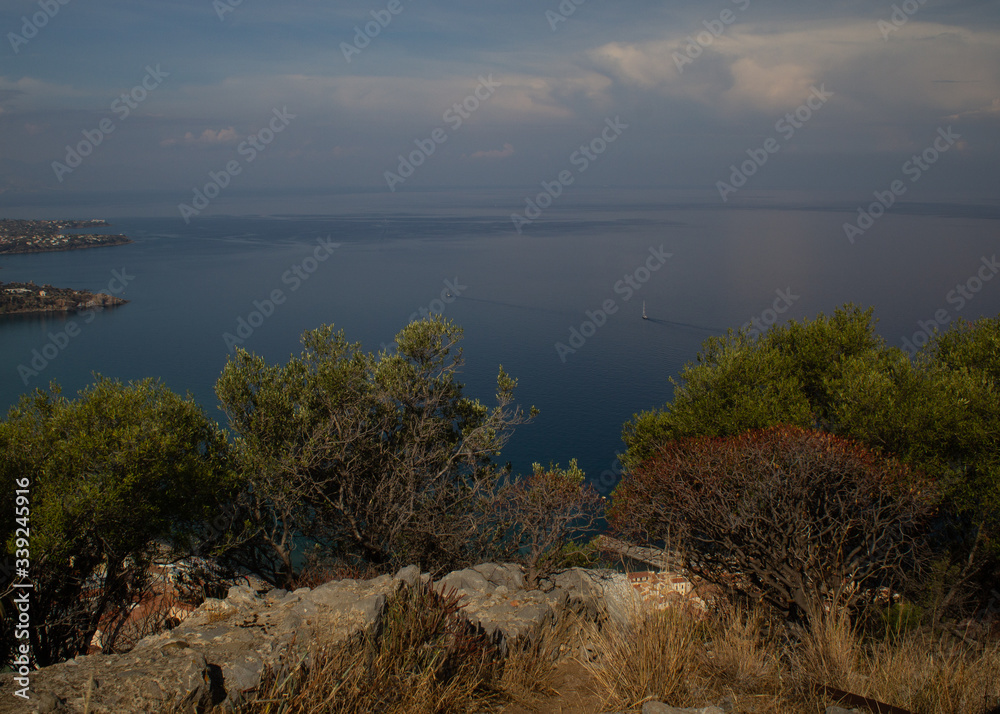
[
  {"left": 467, "top": 143, "right": 514, "bottom": 160},
  {"left": 160, "top": 127, "right": 238, "bottom": 147},
  {"left": 588, "top": 20, "right": 1000, "bottom": 119},
  {"left": 0, "top": 76, "right": 85, "bottom": 112},
  {"left": 947, "top": 98, "right": 1000, "bottom": 121}
]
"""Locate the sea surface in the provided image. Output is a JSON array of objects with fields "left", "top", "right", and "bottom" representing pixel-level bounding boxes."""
[{"left": 2, "top": 190, "right": 999, "bottom": 493}]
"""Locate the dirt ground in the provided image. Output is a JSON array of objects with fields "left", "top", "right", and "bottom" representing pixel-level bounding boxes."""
[{"left": 501, "top": 658, "right": 611, "bottom": 714}]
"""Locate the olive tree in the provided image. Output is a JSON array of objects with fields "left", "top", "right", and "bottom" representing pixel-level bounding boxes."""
[
  {"left": 215, "top": 317, "right": 536, "bottom": 584},
  {"left": 0, "top": 378, "right": 236, "bottom": 667}
]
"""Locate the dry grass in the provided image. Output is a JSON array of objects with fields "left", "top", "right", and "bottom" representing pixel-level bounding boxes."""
[
  {"left": 498, "top": 623, "right": 562, "bottom": 706},
  {"left": 583, "top": 606, "right": 700, "bottom": 711},
  {"left": 215, "top": 578, "right": 999, "bottom": 714},
  {"left": 232, "top": 582, "right": 503, "bottom": 714},
  {"left": 802, "top": 614, "right": 1000, "bottom": 714},
  {"left": 583, "top": 602, "right": 1000, "bottom": 714}
]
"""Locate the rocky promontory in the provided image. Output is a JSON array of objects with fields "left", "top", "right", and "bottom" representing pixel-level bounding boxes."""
[{"left": 0, "top": 282, "right": 128, "bottom": 317}]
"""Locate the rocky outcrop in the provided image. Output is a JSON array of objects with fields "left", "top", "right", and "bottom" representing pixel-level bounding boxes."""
[
  {"left": 1, "top": 564, "right": 646, "bottom": 713},
  {"left": 438, "top": 563, "right": 642, "bottom": 655}
]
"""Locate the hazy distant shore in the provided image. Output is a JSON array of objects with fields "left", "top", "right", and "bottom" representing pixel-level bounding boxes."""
[{"left": 0, "top": 218, "right": 132, "bottom": 255}]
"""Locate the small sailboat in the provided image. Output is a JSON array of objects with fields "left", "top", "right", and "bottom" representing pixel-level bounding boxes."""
[{"left": 642, "top": 300, "right": 648, "bottom": 320}]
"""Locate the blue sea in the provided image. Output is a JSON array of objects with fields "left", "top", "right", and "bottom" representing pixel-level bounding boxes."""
[{"left": 2, "top": 189, "right": 999, "bottom": 493}]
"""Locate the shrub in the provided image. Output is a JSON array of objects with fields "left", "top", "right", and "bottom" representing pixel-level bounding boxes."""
[
  {"left": 610, "top": 426, "right": 936, "bottom": 623},
  {"left": 215, "top": 317, "right": 536, "bottom": 585},
  {"left": 621, "top": 306, "right": 1000, "bottom": 618},
  {"left": 0, "top": 378, "right": 236, "bottom": 666},
  {"left": 494, "top": 460, "right": 605, "bottom": 588}
]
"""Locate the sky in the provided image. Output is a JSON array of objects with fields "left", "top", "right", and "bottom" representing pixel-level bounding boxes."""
[{"left": 0, "top": 0, "right": 998, "bottom": 212}]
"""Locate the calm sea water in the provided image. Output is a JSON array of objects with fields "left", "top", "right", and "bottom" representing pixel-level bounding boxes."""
[{"left": 2, "top": 190, "right": 998, "bottom": 491}]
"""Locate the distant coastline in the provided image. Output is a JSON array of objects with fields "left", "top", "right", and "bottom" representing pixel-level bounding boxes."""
[
  {"left": 0, "top": 218, "right": 132, "bottom": 255},
  {"left": 0, "top": 281, "right": 128, "bottom": 317}
]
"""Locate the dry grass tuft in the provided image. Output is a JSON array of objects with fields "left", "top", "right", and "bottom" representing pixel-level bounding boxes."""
[
  {"left": 699, "top": 605, "right": 783, "bottom": 698},
  {"left": 844, "top": 629, "right": 1000, "bottom": 714},
  {"left": 232, "top": 581, "right": 503, "bottom": 714},
  {"left": 581, "top": 599, "right": 1000, "bottom": 714},
  {"left": 794, "top": 610, "right": 859, "bottom": 692},
  {"left": 584, "top": 606, "right": 700, "bottom": 711}
]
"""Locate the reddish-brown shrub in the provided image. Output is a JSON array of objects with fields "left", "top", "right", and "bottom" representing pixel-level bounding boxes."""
[{"left": 609, "top": 426, "right": 936, "bottom": 622}]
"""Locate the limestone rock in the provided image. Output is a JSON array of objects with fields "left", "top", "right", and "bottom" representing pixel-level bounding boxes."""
[
  {"left": 1, "top": 642, "right": 219, "bottom": 714},
  {"left": 0, "top": 562, "right": 660, "bottom": 713},
  {"left": 642, "top": 703, "right": 725, "bottom": 714}
]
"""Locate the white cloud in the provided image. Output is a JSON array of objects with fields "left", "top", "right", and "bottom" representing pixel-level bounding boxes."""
[
  {"left": 588, "top": 20, "right": 1000, "bottom": 120},
  {"left": 467, "top": 142, "right": 514, "bottom": 159},
  {"left": 947, "top": 98, "right": 1000, "bottom": 121},
  {"left": 160, "top": 127, "right": 238, "bottom": 147}
]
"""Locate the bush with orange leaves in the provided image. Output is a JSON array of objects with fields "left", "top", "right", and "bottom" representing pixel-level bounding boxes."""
[{"left": 609, "top": 426, "right": 937, "bottom": 623}]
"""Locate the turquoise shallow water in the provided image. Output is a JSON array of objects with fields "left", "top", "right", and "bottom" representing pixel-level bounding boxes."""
[{"left": 2, "top": 192, "right": 998, "bottom": 492}]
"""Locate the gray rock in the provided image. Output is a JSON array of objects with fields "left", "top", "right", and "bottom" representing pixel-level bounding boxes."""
[
  {"left": 436, "top": 567, "right": 492, "bottom": 595},
  {"left": 393, "top": 564, "right": 422, "bottom": 587},
  {"left": 5, "top": 643, "right": 218, "bottom": 714},
  {"left": 225, "top": 584, "right": 261, "bottom": 610},
  {"left": 642, "top": 703, "right": 679, "bottom": 714},
  {"left": 472, "top": 562, "right": 525, "bottom": 590},
  {"left": 641, "top": 704, "right": 724, "bottom": 714},
  {"left": 0, "top": 562, "right": 672, "bottom": 712},
  {"left": 35, "top": 692, "right": 67, "bottom": 713},
  {"left": 826, "top": 708, "right": 861, "bottom": 714}
]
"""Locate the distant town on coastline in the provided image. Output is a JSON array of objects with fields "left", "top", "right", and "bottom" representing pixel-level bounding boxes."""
[
  {"left": 0, "top": 219, "right": 131, "bottom": 316},
  {"left": 0, "top": 219, "right": 131, "bottom": 255}
]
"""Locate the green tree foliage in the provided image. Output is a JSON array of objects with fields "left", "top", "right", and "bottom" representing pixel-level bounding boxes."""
[
  {"left": 0, "top": 378, "right": 236, "bottom": 667},
  {"left": 620, "top": 305, "right": 1000, "bottom": 613},
  {"left": 621, "top": 305, "right": 891, "bottom": 467},
  {"left": 215, "top": 317, "right": 535, "bottom": 584},
  {"left": 610, "top": 426, "right": 936, "bottom": 623}
]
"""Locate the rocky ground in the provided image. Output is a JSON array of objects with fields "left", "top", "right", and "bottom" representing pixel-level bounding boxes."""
[{"left": 0, "top": 563, "right": 870, "bottom": 714}]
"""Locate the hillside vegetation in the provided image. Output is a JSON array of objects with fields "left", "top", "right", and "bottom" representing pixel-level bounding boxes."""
[{"left": 2, "top": 307, "right": 998, "bottom": 712}]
